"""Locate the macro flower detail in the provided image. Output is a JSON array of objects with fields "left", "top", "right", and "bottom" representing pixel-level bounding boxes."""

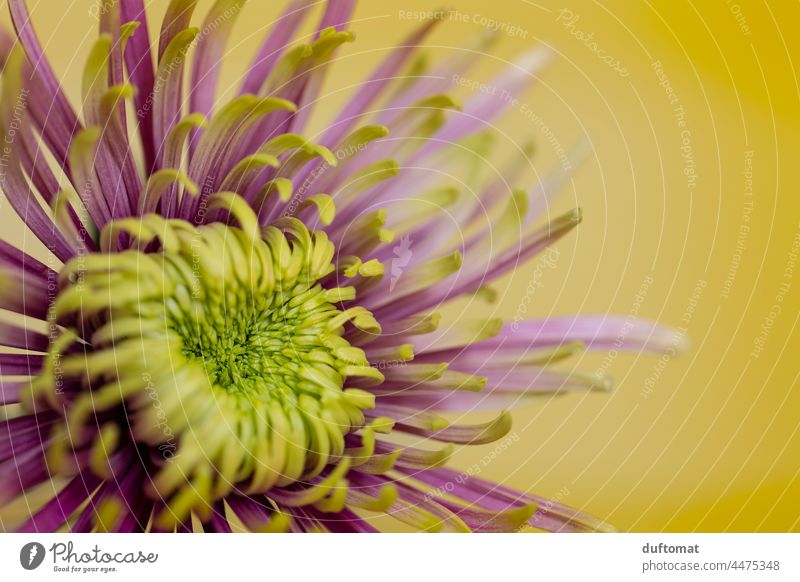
[
  {"left": 29, "top": 204, "right": 386, "bottom": 529},
  {"left": 0, "top": 0, "right": 678, "bottom": 533}
]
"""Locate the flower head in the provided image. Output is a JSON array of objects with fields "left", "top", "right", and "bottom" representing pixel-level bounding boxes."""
[{"left": 0, "top": 0, "right": 677, "bottom": 532}]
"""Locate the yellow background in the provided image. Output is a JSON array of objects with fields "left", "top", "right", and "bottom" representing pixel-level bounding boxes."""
[{"left": 1, "top": 0, "right": 798, "bottom": 532}]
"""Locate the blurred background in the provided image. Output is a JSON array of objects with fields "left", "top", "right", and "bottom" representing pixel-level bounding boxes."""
[{"left": 1, "top": 0, "right": 798, "bottom": 532}]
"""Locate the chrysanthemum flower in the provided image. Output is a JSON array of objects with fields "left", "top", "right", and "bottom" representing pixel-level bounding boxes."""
[{"left": 0, "top": 0, "right": 677, "bottom": 533}]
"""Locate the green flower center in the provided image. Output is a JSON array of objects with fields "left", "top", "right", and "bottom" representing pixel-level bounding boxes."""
[
  {"left": 27, "top": 196, "right": 384, "bottom": 528},
  {"left": 168, "top": 262, "right": 352, "bottom": 402}
]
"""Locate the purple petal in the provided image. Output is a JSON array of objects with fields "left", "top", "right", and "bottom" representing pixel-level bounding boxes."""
[
  {"left": 239, "top": 0, "right": 316, "bottom": 95},
  {"left": 374, "top": 30, "right": 498, "bottom": 124},
  {"left": 0, "top": 354, "right": 45, "bottom": 376},
  {"left": 0, "top": 264, "right": 52, "bottom": 319},
  {"left": 121, "top": 0, "right": 157, "bottom": 171},
  {"left": 477, "top": 316, "right": 685, "bottom": 354},
  {"left": 373, "top": 209, "right": 581, "bottom": 322},
  {"left": 206, "top": 502, "right": 233, "bottom": 532},
  {"left": 18, "top": 471, "right": 102, "bottom": 532},
  {"left": 0, "top": 445, "right": 50, "bottom": 506},
  {"left": 0, "top": 321, "right": 50, "bottom": 352},
  {"left": 417, "top": 47, "right": 551, "bottom": 158},
  {"left": 0, "top": 413, "right": 58, "bottom": 464},
  {"left": 0, "top": 380, "right": 24, "bottom": 405},
  {"left": 319, "top": 19, "right": 440, "bottom": 149},
  {"left": 303, "top": 507, "right": 378, "bottom": 533},
  {"left": 404, "top": 466, "right": 614, "bottom": 532},
  {"left": 8, "top": 0, "right": 80, "bottom": 136},
  {"left": 0, "top": 240, "right": 54, "bottom": 278},
  {"left": 158, "top": 0, "right": 199, "bottom": 59},
  {"left": 152, "top": 28, "right": 199, "bottom": 169},
  {"left": 23, "top": 68, "right": 80, "bottom": 174},
  {"left": 315, "top": 0, "right": 355, "bottom": 36},
  {"left": 0, "top": 112, "right": 76, "bottom": 260},
  {"left": 189, "top": 0, "right": 246, "bottom": 128}
]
